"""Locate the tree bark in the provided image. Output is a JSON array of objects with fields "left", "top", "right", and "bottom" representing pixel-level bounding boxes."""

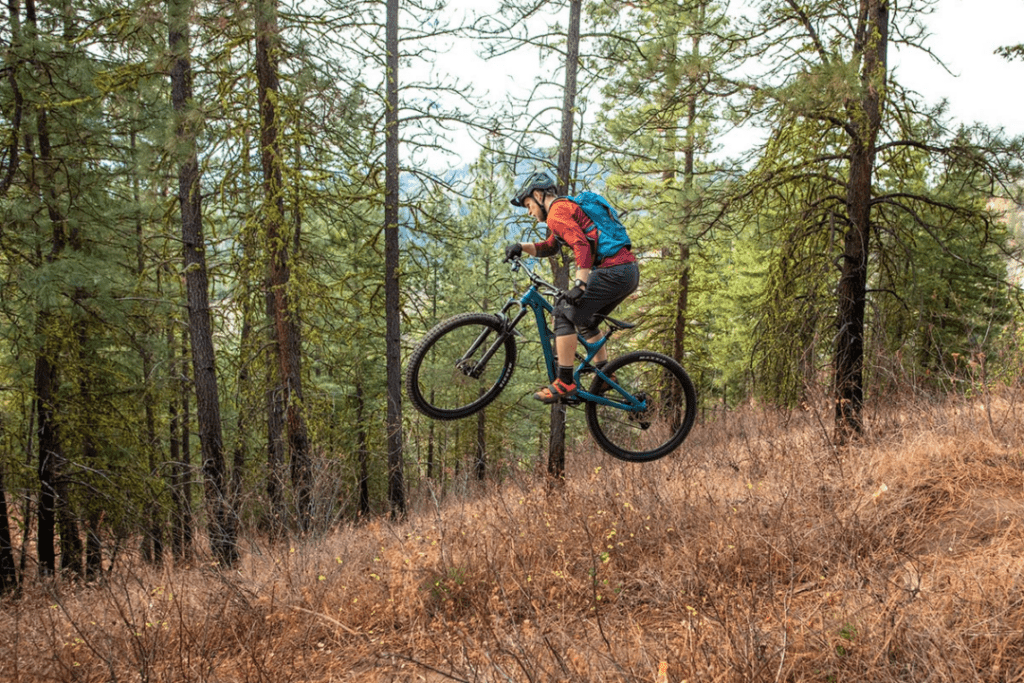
[
  {"left": 169, "top": 320, "right": 194, "bottom": 563},
  {"left": 0, "top": 457, "right": 18, "bottom": 594},
  {"left": 139, "top": 335, "right": 163, "bottom": 567},
  {"left": 74, "top": 314, "right": 105, "bottom": 576},
  {"left": 548, "top": 0, "right": 582, "bottom": 481},
  {"left": 169, "top": 0, "right": 236, "bottom": 566},
  {"left": 384, "top": 0, "right": 406, "bottom": 518},
  {"left": 474, "top": 260, "right": 491, "bottom": 482},
  {"left": 355, "top": 382, "right": 370, "bottom": 517},
  {"left": 255, "top": 0, "right": 312, "bottom": 528},
  {"left": 669, "top": 23, "right": 700, "bottom": 420},
  {"left": 834, "top": 0, "right": 888, "bottom": 440},
  {"left": 3, "top": 0, "right": 23, "bottom": 591},
  {"left": 228, "top": 307, "right": 250, "bottom": 542},
  {"left": 33, "top": 339, "right": 59, "bottom": 577},
  {"left": 266, "top": 380, "right": 286, "bottom": 533}
]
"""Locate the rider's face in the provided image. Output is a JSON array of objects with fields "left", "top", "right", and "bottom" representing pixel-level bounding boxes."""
[{"left": 523, "top": 192, "right": 547, "bottom": 222}]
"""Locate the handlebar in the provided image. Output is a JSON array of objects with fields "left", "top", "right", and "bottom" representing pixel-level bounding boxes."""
[{"left": 506, "top": 255, "right": 564, "bottom": 299}]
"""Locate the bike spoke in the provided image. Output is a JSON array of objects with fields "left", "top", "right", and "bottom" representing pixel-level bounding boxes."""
[
  {"left": 406, "top": 314, "right": 517, "bottom": 421},
  {"left": 585, "top": 351, "right": 696, "bottom": 462}
]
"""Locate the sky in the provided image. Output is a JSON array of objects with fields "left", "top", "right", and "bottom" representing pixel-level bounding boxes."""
[
  {"left": 431, "top": 1, "right": 1024, "bottom": 166},
  {"left": 889, "top": 0, "right": 1023, "bottom": 134}
]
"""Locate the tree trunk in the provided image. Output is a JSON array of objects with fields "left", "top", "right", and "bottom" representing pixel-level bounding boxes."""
[
  {"left": 834, "top": 0, "right": 888, "bottom": 440},
  {"left": 264, "top": 263, "right": 286, "bottom": 532},
  {"left": 475, "top": 405, "right": 486, "bottom": 481},
  {"left": 127, "top": 130, "right": 162, "bottom": 569},
  {"left": 228, "top": 307, "right": 250, "bottom": 543},
  {"left": 384, "top": 0, "right": 406, "bottom": 518},
  {"left": 72, "top": 314, "right": 106, "bottom": 576},
  {"left": 168, "top": 324, "right": 184, "bottom": 562},
  {"left": 548, "top": 0, "right": 582, "bottom": 481},
  {"left": 266, "top": 381, "right": 286, "bottom": 533},
  {"left": 427, "top": 390, "right": 435, "bottom": 481},
  {"left": 23, "top": 0, "right": 84, "bottom": 579},
  {"left": 169, "top": 320, "right": 194, "bottom": 563},
  {"left": 33, "top": 343, "right": 58, "bottom": 577},
  {"left": 669, "top": 45, "right": 698, "bottom": 420},
  {"left": 140, "top": 342, "right": 163, "bottom": 566},
  {"left": 0, "top": 458, "right": 18, "bottom": 594},
  {"left": 474, "top": 262, "right": 490, "bottom": 482},
  {"left": 355, "top": 382, "right": 370, "bottom": 517},
  {"left": 169, "top": 0, "right": 236, "bottom": 566},
  {"left": 181, "top": 325, "right": 195, "bottom": 555},
  {"left": 3, "top": 0, "right": 23, "bottom": 593},
  {"left": 85, "top": 512, "right": 102, "bottom": 580},
  {"left": 255, "top": 0, "right": 312, "bottom": 528}
]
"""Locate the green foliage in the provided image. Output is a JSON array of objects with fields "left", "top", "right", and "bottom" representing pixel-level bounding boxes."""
[
  {"left": 0, "top": 0, "right": 1021, "bottom": 571},
  {"left": 870, "top": 130, "right": 1020, "bottom": 392},
  {"left": 724, "top": 2, "right": 1024, "bottom": 411},
  {"left": 585, "top": 0, "right": 743, "bottom": 409}
]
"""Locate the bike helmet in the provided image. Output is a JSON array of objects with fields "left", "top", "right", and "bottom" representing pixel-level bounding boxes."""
[{"left": 511, "top": 170, "right": 558, "bottom": 207}]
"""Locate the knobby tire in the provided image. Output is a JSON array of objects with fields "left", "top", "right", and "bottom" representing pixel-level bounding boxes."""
[
  {"left": 585, "top": 351, "right": 696, "bottom": 462},
  {"left": 405, "top": 313, "right": 517, "bottom": 421}
]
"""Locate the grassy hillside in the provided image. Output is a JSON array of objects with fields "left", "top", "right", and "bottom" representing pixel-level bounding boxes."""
[{"left": 3, "top": 393, "right": 1024, "bottom": 682}]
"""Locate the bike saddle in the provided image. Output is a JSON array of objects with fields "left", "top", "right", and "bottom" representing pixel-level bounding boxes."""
[{"left": 598, "top": 315, "right": 635, "bottom": 331}]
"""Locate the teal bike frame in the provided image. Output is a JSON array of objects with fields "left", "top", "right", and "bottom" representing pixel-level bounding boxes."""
[{"left": 496, "top": 259, "right": 646, "bottom": 413}]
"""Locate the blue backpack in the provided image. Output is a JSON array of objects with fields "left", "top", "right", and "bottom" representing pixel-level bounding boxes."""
[{"left": 557, "top": 191, "right": 633, "bottom": 265}]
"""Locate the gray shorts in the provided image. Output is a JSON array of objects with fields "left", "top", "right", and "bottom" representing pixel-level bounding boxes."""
[{"left": 553, "top": 262, "right": 640, "bottom": 338}]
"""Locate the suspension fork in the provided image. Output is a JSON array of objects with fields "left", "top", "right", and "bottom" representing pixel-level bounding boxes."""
[{"left": 458, "top": 301, "right": 530, "bottom": 379}]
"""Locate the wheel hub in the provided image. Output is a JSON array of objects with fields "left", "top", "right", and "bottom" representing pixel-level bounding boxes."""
[
  {"left": 456, "top": 359, "right": 480, "bottom": 378},
  {"left": 628, "top": 391, "right": 652, "bottom": 429}
]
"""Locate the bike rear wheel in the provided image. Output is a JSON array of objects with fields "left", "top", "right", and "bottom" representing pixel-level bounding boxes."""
[
  {"left": 584, "top": 351, "right": 696, "bottom": 462},
  {"left": 405, "top": 313, "right": 517, "bottom": 420}
]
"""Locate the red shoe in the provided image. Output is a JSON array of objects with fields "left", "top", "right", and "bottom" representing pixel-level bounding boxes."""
[{"left": 533, "top": 378, "right": 577, "bottom": 404}]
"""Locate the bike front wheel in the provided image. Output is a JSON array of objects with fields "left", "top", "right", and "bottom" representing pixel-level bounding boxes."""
[
  {"left": 405, "top": 313, "right": 517, "bottom": 421},
  {"left": 585, "top": 351, "right": 696, "bottom": 462}
]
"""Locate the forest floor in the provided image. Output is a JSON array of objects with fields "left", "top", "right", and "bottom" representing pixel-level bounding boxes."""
[{"left": 3, "top": 392, "right": 1024, "bottom": 682}]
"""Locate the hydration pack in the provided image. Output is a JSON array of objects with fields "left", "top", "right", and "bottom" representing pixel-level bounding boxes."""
[{"left": 556, "top": 191, "right": 633, "bottom": 265}]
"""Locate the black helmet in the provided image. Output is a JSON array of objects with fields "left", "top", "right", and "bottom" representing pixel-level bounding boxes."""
[{"left": 511, "top": 170, "right": 557, "bottom": 207}]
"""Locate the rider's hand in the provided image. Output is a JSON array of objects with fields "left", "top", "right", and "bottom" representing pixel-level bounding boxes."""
[
  {"left": 564, "top": 284, "right": 586, "bottom": 305},
  {"left": 504, "top": 243, "right": 523, "bottom": 262}
]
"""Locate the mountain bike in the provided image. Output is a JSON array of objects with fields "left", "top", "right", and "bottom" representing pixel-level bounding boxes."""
[{"left": 404, "top": 256, "right": 697, "bottom": 462}]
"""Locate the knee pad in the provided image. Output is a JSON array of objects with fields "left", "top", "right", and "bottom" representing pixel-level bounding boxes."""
[{"left": 552, "top": 301, "right": 576, "bottom": 337}]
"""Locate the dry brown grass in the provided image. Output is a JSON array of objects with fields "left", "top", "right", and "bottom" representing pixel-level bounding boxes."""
[{"left": 4, "top": 393, "right": 1024, "bottom": 682}]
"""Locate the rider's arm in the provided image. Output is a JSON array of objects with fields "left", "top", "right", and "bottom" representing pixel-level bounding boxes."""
[
  {"left": 547, "top": 201, "right": 595, "bottom": 270},
  {"left": 526, "top": 233, "right": 560, "bottom": 258},
  {"left": 574, "top": 267, "right": 591, "bottom": 288},
  {"left": 522, "top": 240, "right": 590, "bottom": 288}
]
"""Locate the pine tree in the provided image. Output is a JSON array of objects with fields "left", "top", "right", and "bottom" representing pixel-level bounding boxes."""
[
  {"left": 169, "top": 0, "right": 237, "bottom": 566},
  {"left": 736, "top": 0, "right": 1023, "bottom": 438},
  {"left": 383, "top": 0, "right": 406, "bottom": 518},
  {"left": 588, "top": 0, "right": 741, "bottom": 412}
]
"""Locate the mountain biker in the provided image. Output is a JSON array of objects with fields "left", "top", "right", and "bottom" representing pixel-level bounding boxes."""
[{"left": 505, "top": 170, "right": 640, "bottom": 404}]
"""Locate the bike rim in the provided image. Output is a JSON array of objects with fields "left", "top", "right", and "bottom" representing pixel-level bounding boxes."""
[
  {"left": 412, "top": 319, "right": 512, "bottom": 417},
  {"left": 587, "top": 357, "right": 692, "bottom": 461}
]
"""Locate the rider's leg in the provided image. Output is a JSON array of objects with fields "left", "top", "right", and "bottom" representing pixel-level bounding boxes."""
[
  {"left": 572, "top": 263, "right": 640, "bottom": 366},
  {"left": 533, "top": 333, "right": 578, "bottom": 403},
  {"left": 555, "top": 334, "right": 577, "bottom": 369}
]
